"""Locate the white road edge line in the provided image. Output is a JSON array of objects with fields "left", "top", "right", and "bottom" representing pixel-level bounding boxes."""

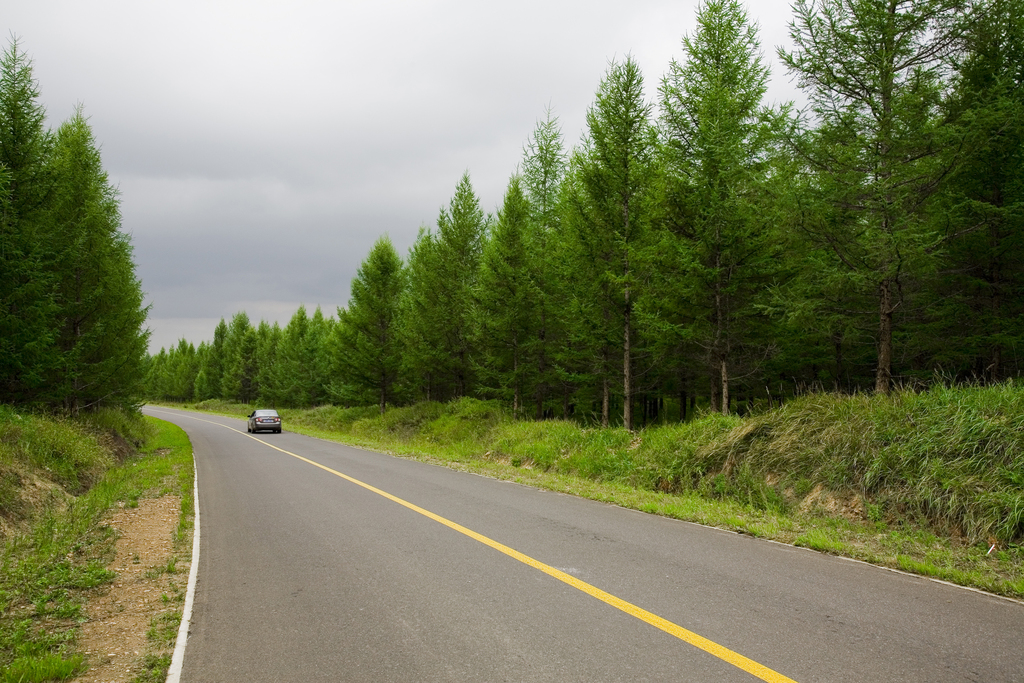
[{"left": 166, "top": 459, "right": 200, "bottom": 683}]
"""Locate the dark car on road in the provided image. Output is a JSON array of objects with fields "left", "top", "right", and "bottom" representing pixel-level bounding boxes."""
[{"left": 247, "top": 409, "right": 282, "bottom": 434}]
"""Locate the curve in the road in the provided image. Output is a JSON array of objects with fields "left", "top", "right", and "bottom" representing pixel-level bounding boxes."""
[{"left": 167, "top": 411, "right": 796, "bottom": 683}]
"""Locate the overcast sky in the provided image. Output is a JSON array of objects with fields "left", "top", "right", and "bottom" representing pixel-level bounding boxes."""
[{"left": 6, "top": 0, "right": 801, "bottom": 353}]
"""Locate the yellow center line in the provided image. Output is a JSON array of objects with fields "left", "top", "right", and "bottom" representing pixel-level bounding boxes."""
[{"left": 155, "top": 409, "right": 798, "bottom": 683}]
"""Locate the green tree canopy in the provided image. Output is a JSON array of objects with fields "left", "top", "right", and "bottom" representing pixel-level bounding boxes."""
[{"left": 334, "top": 235, "right": 407, "bottom": 413}]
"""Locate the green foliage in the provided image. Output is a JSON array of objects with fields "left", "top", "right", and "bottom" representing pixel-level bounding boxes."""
[
  {"left": 474, "top": 177, "right": 541, "bottom": 416},
  {"left": 2, "top": 653, "right": 85, "bottom": 683},
  {"left": 0, "top": 38, "right": 58, "bottom": 405},
  {"left": 146, "top": 0, "right": 1024, "bottom": 428},
  {"left": 0, "top": 405, "right": 112, "bottom": 493},
  {"left": 132, "top": 653, "right": 173, "bottom": 683},
  {"left": 520, "top": 111, "right": 569, "bottom": 418},
  {"left": 653, "top": 0, "right": 783, "bottom": 414},
  {"left": 561, "top": 55, "right": 658, "bottom": 429},
  {"left": 333, "top": 236, "right": 406, "bottom": 413},
  {"left": 272, "top": 306, "right": 332, "bottom": 407},
  {"left": 401, "top": 174, "right": 488, "bottom": 400},
  {"left": 925, "top": 0, "right": 1024, "bottom": 383},
  {"left": 708, "top": 382, "right": 1024, "bottom": 543},
  {"left": 220, "top": 312, "right": 256, "bottom": 403},
  {"left": 795, "top": 529, "right": 847, "bottom": 554},
  {"left": 0, "top": 38, "right": 148, "bottom": 412},
  {"left": 47, "top": 108, "right": 150, "bottom": 413},
  {"left": 778, "top": 0, "right": 969, "bottom": 393}
]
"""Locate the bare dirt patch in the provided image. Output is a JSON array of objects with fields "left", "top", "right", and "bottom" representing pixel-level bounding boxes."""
[
  {"left": 75, "top": 495, "right": 188, "bottom": 683},
  {"left": 0, "top": 466, "right": 72, "bottom": 541},
  {"left": 797, "top": 483, "right": 866, "bottom": 520}
]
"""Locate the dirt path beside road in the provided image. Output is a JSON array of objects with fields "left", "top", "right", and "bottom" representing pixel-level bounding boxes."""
[{"left": 76, "top": 495, "right": 187, "bottom": 683}]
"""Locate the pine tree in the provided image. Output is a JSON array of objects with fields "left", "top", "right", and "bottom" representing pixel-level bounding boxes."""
[
  {"left": 334, "top": 235, "right": 406, "bottom": 413},
  {"left": 0, "top": 38, "right": 57, "bottom": 403},
  {"left": 655, "top": 0, "right": 782, "bottom": 414},
  {"left": 779, "top": 0, "right": 970, "bottom": 393},
  {"left": 474, "top": 177, "right": 540, "bottom": 416},
  {"left": 521, "top": 110, "right": 569, "bottom": 417},
  {"left": 562, "top": 56, "right": 658, "bottom": 429},
  {"left": 49, "top": 108, "right": 150, "bottom": 411}
]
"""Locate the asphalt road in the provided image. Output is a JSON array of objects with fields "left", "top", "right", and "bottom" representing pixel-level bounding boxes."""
[{"left": 144, "top": 406, "right": 1024, "bottom": 682}]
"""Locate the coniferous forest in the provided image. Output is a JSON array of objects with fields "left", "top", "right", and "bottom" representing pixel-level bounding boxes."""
[
  {"left": 0, "top": 39, "right": 149, "bottom": 413},
  {"left": 140, "top": 0, "right": 1023, "bottom": 428}
]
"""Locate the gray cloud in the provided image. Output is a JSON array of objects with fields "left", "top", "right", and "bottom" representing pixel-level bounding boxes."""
[{"left": 6, "top": 0, "right": 800, "bottom": 352}]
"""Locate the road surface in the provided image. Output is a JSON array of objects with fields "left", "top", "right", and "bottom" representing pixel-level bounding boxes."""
[{"left": 144, "top": 406, "right": 1024, "bottom": 682}]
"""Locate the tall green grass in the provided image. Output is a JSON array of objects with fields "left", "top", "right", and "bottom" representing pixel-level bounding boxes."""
[
  {"left": 710, "top": 383, "right": 1024, "bottom": 543},
  {"left": 0, "top": 405, "right": 114, "bottom": 496},
  {"left": 0, "top": 409, "right": 193, "bottom": 680},
  {"left": 185, "top": 384, "right": 1024, "bottom": 546}
]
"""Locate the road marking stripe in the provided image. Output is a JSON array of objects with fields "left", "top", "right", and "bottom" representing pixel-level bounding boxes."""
[
  {"left": 159, "top": 410, "right": 798, "bottom": 683},
  {"left": 166, "top": 461, "right": 200, "bottom": 683}
]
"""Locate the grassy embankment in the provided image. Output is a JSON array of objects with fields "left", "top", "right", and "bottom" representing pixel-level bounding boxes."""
[
  {"left": 185, "top": 382, "right": 1024, "bottom": 599},
  {"left": 0, "top": 407, "right": 194, "bottom": 683}
]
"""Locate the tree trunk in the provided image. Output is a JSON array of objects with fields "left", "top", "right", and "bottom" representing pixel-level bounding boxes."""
[
  {"left": 536, "top": 310, "right": 547, "bottom": 419},
  {"left": 876, "top": 278, "right": 894, "bottom": 394},
  {"left": 623, "top": 281, "right": 633, "bottom": 431},
  {"left": 721, "top": 358, "right": 730, "bottom": 416},
  {"left": 512, "top": 343, "right": 520, "bottom": 418},
  {"left": 832, "top": 332, "right": 844, "bottom": 391},
  {"left": 989, "top": 225, "right": 1002, "bottom": 382}
]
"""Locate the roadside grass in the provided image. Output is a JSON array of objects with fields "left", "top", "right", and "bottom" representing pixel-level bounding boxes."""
[
  {"left": 0, "top": 410, "right": 193, "bottom": 682},
  {"left": 176, "top": 386, "right": 1024, "bottom": 599}
]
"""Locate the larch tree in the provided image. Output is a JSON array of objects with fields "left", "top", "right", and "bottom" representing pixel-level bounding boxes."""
[
  {"left": 521, "top": 110, "right": 568, "bottom": 417},
  {"left": 657, "top": 0, "right": 782, "bottom": 414},
  {"left": 335, "top": 235, "right": 407, "bottom": 414},
  {"left": 0, "top": 37, "right": 57, "bottom": 404},
  {"left": 474, "top": 176, "right": 540, "bottom": 416},
  {"left": 49, "top": 108, "right": 150, "bottom": 412},
  {"left": 220, "top": 312, "right": 256, "bottom": 403},
  {"left": 203, "top": 318, "right": 229, "bottom": 399},
  {"left": 400, "top": 227, "right": 445, "bottom": 401},
  {"left": 563, "top": 56, "right": 658, "bottom": 429},
  {"left": 255, "top": 320, "right": 282, "bottom": 405},
  {"left": 401, "top": 173, "right": 487, "bottom": 399},
  {"left": 930, "top": 0, "right": 1024, "bottom": 381},
  {"left": 779, "top": 0, "right": 971, "bottom": 393}
]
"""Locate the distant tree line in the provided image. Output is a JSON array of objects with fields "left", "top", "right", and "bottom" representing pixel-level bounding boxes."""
[
  {"left": 1, "top": 38, "right": 149, "bottom": 413},
  {"left": 145, "top": 0, "right": 1024, "bottom": 428}
]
